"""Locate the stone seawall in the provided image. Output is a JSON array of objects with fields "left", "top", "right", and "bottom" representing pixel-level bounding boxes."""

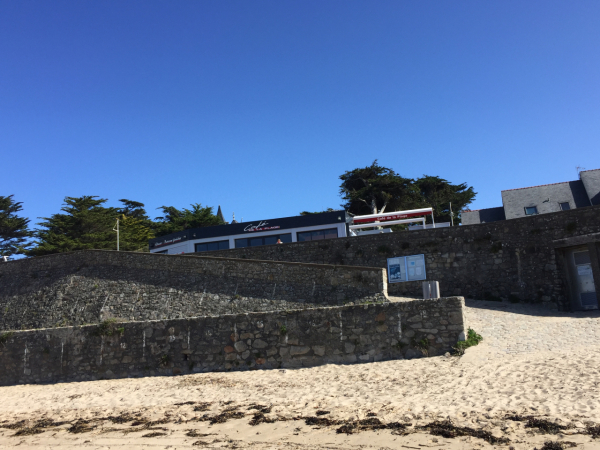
[
  {"left": 0, "top": 297, "right": 466, "bottom": 386},
  {"left": 204, "top": 205, "right": 600, "bottom": 310},
  {"left": 0, "top": 251, "right": 387, "bottom": 331}
]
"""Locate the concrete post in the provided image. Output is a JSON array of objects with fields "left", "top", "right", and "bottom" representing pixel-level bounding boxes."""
[{"left": 423, "top": 281, "right": 440, "bottom": 299}]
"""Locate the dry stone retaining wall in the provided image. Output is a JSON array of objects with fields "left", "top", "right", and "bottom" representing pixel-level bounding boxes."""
[
  {"left": 0, "top": 297, "right": 466, "bottom": 386},
  {"left": 205, "top": 205, "right": 600, "bottom": 310},
  {"left": 0, "top": 251, "right": 386, "bottom": 331}
]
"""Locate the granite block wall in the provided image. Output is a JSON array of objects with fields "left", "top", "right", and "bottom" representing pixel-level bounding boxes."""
[
  {"left": 0, "top": 251, "right": 386, "bottom": 331},
  {"left": 203, "top": 205, "right": 600, "bottom": 310},
  {"left": 0, "top": 297, "right": 466, "bottom": 386}
]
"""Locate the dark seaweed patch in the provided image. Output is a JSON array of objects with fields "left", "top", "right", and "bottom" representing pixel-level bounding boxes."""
[
  {"left": 198, "top": 407, "right": 245, "bottom": 425},
  {"left": 336, "top": 418, "right": 407, "bottom": 435},
  {"left": 588, "top": 423, "right": 600, "bottom": 439},
  {"left": 534, "top": 442, "right": 578, "bottom": 450},
  {"left": 304, "top": 416, "right": 341, "bottom": 427},
  {"left": 417, "top": 420, "right": 509, "bottom": 445},
  {"left": 506, "top": 415, "right": 570, "bottom": 434},
  {"left": 247, "top": 404, "right": 272, "bottom": 414},
  {"left": 108, "top": 413, "right": 138, "bottom": 424},
  {"left": 193, "top": 402, "right": 212, "bottom": 412},
  {"left": 186, "top": 430, "right": 214, "bottom": 437},
  {"left": 68, "top": 419, "right": 96, "bottom": 434},
  {"left": 142, "top": 431, "right": 167, "bottom": 437},
  {"left": 249, "top": 412, "right": 276, "bottom": 426},
  {"left": 12, "top": 427, "right": 45, "bottom": 436},
  {"left": 315, "top": 410, "right": 330, "bottom": 416}
]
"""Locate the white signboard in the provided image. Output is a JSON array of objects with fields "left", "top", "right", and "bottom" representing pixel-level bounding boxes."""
[{"left": 387, "top": 254, "right": 426, "bottom": 283}]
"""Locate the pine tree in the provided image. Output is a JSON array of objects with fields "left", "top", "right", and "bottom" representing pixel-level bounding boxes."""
[
  {"left": 28, "top": 196, "right": 118, "bottom": 256},
  {"left": 0, "top": 195, "right": 31, "bottom": 257},
  {"left": 153, "top": 204, "right": 224, "bottom": 237}
]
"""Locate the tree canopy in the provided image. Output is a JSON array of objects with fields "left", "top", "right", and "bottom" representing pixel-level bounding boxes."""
[
  {"left": 414, "top": 175, "right": 476, "bottom": 224},
  {"left": 339, "top": 160, "right": 476, "bottom": 223},
  {"left": 152, "top": 203, "right": 225, "bottom": 237},
  {"left": 299, "top": 208, "right": 336, "bottom": 216},
  {"left": 339, "top": 160, "right": 421, "bottom": 215},
  {"left": 0, "top": 195, "right": 31, "bottom": 257},
  {"left": 27, "top": 196, "right": 155, "bottom": 256}
]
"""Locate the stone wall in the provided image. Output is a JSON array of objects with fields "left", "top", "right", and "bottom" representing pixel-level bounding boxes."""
[
  {"left": 203, "top": 205, "right": 600, "bottom": 310},
  {"left": 0, "top": 251, "right": 386, "bottom": 331},
  {"left": 0, "top": 297, "right": 466, "bottom": 386}
]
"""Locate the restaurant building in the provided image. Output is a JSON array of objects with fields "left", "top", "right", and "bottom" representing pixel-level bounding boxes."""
[{"left": 149, "top": 210, "right": 350, "bottom": 255}]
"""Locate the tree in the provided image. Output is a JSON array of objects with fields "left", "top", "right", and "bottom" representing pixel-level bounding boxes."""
[
  {"left": 414, "top": 175, "right": 476, "bottom": 224},
  {"left": 118, "top": 199, "right": 149, "bottom": 221},
  {"left": 299, "top": 208, "right": 336, "bottom": 216},
  {"left": 117, "top": 214, "right": 155, "bottom": 251},
  {"left": 0, "top": 195, "right": 31, "bottom": 257},
  {"left": 339, "top": 161, "right": 476, "bottom": 224},
  {"left": 28, "top": 196, "right": 118, "bottom": 256},
  {"left": 339, "top": 160, "right": 420, "bottom": 215},
  {"left": 27, "top": 196, "right": 156, "bottom": 256},
  {"left": 153, "top": 204, "right": 225, "bottom": 237}
]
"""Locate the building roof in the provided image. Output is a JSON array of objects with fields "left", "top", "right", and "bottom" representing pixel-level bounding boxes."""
[{"left": 501, "top": 180, "right": 573, "bottom": 192}]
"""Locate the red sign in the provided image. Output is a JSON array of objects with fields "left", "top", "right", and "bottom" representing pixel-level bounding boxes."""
[{"left": 353, "top": 210, "right": 432, "bottom": 224}]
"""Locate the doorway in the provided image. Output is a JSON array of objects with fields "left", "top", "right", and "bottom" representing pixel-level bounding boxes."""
[{"left": 566, "top": 247, "right": 598, "bottom": 310}]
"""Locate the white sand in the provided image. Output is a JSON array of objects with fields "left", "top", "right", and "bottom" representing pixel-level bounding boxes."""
[{"left": 1, "top": 338, "right": 600, "bottom": 449}]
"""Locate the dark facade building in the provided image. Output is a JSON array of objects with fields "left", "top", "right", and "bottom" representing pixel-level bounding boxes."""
[
  {"left": 149, "top": 210, "right": 349, "bottom": 255},
  {"left": 463, "top": 168, "right": 600, "bottom": 225}
]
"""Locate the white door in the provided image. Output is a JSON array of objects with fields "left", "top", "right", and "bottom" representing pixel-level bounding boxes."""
[{"left": 572, "top": 250, "right": 598, "bottom": 310}]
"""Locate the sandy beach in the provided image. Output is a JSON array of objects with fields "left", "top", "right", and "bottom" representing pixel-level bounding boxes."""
[{"left": 1, "top": 300, "right": 599, "bottom": 449}]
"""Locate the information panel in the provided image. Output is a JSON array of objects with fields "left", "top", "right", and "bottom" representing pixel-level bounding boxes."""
[{"left": 387, "top": 254, "right": 426, "bottom": 283}]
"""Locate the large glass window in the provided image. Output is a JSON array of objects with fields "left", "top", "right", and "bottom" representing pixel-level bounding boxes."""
[
  {"left": 524, "top": 206, "right": 538, "bottom": 215},
  {"left": 559, "top": 202, "right": 571, "bottom": 211},
  {"left": 195, "top": 240, "right": 229, "bottom": 252},
  {"left": 297, "top": 228, "right": 338, "bottom": 242},
  {"left": 235, "top": 233, "right": 292, "bottom": 248}
]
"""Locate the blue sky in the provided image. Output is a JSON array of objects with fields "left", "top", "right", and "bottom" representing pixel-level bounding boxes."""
[{"left": 2, "top": 1, "right": 599, "bottom": 225}]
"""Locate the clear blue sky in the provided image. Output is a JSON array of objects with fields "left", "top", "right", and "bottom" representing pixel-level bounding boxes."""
[{"left": 2, "top": 1, "right": 599, "bottom": 225}]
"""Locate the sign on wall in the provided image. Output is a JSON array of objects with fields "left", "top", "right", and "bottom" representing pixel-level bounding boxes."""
[{"left": 387, "top": 254, "right": 427, "bottom": 283}]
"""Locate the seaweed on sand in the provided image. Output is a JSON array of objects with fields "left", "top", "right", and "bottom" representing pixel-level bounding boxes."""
[{"left": 417, "top": 420, "right": 510, "bottom": 445}]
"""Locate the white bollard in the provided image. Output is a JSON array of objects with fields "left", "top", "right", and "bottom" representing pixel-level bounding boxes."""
[{"left": 422, "top": 281, "right": 440, "bottom": 299}]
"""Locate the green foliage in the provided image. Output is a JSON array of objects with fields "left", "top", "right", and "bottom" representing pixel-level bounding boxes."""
[
  {"left": 159, "top": 354, "right": 171, "bottom": 367},
  {"left": 413, "top": 337, "right": 430, "bottom": 355},
  {"left": 339, "top": 160, "right": 476, "bottom": 224},
  {"left": 0, "top": 195, "right": 32, "bottom": 257},
  {"left": 299, "top": 208, "right": 336, "bottom": 216},
  {"left": 414, "top": 175, "right": 476, "bottom": 224},
  {"left": 118, "top": 214, "right": 155, "bottom": 251},
  {"left": 340, "top": 160, "right": 420, "bottom": 216},
  {"left": 27, "top": 196, "right": 155, "bottom": 256},
  {"left": 153, "top": 204, "right": 224, "bottom": 238},
  {"left": 453, "top": 328, "right": 483, "bottom": 355},
  {"left": 280, "top": 325, "right": 288, "bottom": 335},
  {"left": 92, "top": 318, "right": 125, "bottom": 337},
  {"left": 0, "top": 331, "right": 15, "bottom": 347}
]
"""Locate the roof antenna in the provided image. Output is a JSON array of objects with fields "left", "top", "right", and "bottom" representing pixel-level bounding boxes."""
[{"left": 576, "top": 166, "right": 586, "bottom": 178}]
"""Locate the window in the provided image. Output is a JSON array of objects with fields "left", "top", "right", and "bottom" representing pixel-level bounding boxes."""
[
  {"left": 297, "top": 228, "right": 338, "bottom": 242},
  {"left": 195, "top": 240, "right": 229, "bottom": 252},
  {"left": 524, "top": 206, "right": 538, "bottom": 215},
  {"left": 559, "top": 202, "right": 571, "bottom": 211},
  {"left": 155, "top": 249, "right": 168, "bottom": 254},
  {"left": 235, "top": 233, "right": 292, "bottom": 248}
]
